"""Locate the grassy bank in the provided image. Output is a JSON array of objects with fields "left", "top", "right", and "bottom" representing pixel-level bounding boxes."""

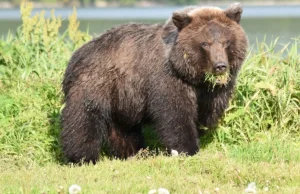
[
  {"left": 1, "top": 149, "right": 300, "bottom": 193},
  {"left": 0, "top": 2, "right": 299, "bottom": 193}
]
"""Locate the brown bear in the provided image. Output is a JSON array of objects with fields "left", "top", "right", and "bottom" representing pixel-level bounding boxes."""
[{"left": 61, "top": 3, "right": 248, "bottom": 163}]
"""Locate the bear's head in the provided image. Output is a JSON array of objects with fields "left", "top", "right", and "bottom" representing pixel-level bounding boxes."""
[{"left": 164, "top": 3, "right": 248, "bottom": 86}]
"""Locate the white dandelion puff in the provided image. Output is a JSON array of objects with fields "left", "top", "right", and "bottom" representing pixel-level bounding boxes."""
[
  {"left": 148, "top": 188, "right": 170, "bottom": 194},
  {"left": 171, "top": 149, "right": 179, "bottom": 157},
  {"left": 68, "top": 184, "right": 82, "bottom": 194},
  {"left": 244, "top": 182, "right": 257, "bottom": 194},
  {"left": 214, "top": 187, "right": 220, "bottom": 193},
  {"left": 158, "top": 188, "right": 170, "bottom": 194},
  {"left": 148, "top": 189, "right": 157, "bottom": 194}
]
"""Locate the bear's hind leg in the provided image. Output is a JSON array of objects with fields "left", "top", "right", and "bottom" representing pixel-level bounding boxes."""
[
  {"left": 61, "top": 103, "right": 107, "bottom": 164},
  {"left": 108, "top": 124, "right": 144, "bottom": 159}
]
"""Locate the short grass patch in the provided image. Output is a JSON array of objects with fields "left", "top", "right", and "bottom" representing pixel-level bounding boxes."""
[{"left": 1, "top": 148, "right": 300, "bottom": 193}]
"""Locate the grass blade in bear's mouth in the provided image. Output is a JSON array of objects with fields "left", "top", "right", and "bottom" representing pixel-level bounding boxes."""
[
  {"left": 205, "top": 72, "right": 230, "bottom": 87},
  {"left": 216, "top": 73, "right": 231, "bottom": 85}
]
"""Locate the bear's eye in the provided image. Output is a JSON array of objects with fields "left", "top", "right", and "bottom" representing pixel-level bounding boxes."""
[
  {"left": 201, "top": 42, "right": 209, "bottom": 48},
  {"left": 225, "top": 40, "right": 231, "bottom": 47}
]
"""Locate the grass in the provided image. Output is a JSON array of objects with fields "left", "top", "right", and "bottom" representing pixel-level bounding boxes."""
[
  {"left": 204, "top": 71, "right": 230, "bottom": 89},
  {"left": 0, "top": 2, "right": 300, "bottom": 193},
  {"left": 1, "top": 147, "right": 300, "bottom": 194}
]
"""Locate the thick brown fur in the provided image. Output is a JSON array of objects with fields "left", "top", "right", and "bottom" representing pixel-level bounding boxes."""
[{"left": 61, "top": 3, "right": 248, "bottom": 164}]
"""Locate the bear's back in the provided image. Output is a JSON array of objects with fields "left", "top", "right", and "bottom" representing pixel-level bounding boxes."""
[{"left": 63, "top": 23, "right": 168, "bottom": 95}]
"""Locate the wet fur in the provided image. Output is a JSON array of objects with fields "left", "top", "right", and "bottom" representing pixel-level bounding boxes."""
[{"left": 61, "top": 3, "right": 248, "bottom": 163}]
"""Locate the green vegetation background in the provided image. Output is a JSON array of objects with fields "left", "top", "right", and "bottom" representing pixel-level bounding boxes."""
[{"left": 0, "top": 2, "right": 299, "bottom": 193}]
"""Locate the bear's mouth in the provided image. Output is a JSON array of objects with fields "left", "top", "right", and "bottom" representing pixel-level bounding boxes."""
[{"left": 204, "top": 72, "right": 231, "bottom": 86}]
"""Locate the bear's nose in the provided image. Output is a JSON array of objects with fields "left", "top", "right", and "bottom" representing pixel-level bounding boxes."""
[{"left": 214, "top": 62, "right": 228, "bottom": 74}]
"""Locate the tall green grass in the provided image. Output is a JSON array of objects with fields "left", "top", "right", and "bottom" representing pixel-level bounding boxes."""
[
  {"left": 0, "top": 2, "right": 91, "bottom": 164},
  {"left": 0, "top": 2, "right": 299, "bottom": 166},
  {"left": 217, "top": 37, "right": 300, "bottom": 142}
]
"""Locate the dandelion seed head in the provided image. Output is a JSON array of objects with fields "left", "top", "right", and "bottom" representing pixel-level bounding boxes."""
[
  {"left": 68, "top": 184, "right": 81, "bottom": 194},
  {"left": 171, "top": 149, "right": 179, "bottom": 157},
  {"left": 148, "top": 188, "right": 170, "bottom": 194},
  {"left": 158, "top": 188, "right": 170, "bottom": 194},
  {"left": 148, "top": 189, "right": 157, "bottom": 194},
  {"left": 214, "top": 187, "right": 220, "bottom": 193},
  {"left": 244, "top": 182, "right": 257, "bottom": 194}
]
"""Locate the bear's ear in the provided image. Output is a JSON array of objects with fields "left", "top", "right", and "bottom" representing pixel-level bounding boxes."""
[
  {"left": 172, "top": 11, "right": 192, "bottom": 30},
  {"left": 225, "top": 3, "right": 243, "bottom": 24}
]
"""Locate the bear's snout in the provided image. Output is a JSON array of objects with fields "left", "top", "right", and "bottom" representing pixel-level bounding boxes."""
[{"left": 214, "top": 62, "right": 228, "bottom": 74}]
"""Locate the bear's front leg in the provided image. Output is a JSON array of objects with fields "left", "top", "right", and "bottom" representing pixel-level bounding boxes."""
[
  {"left": 154, "top": 112, "right": 199, "bottom": 155},
  {"left": 155, "top": 110, "right": 199, "bottom": 155},
  {"left": 149, "top": 86, "right": 199, "bottom": 155}
]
